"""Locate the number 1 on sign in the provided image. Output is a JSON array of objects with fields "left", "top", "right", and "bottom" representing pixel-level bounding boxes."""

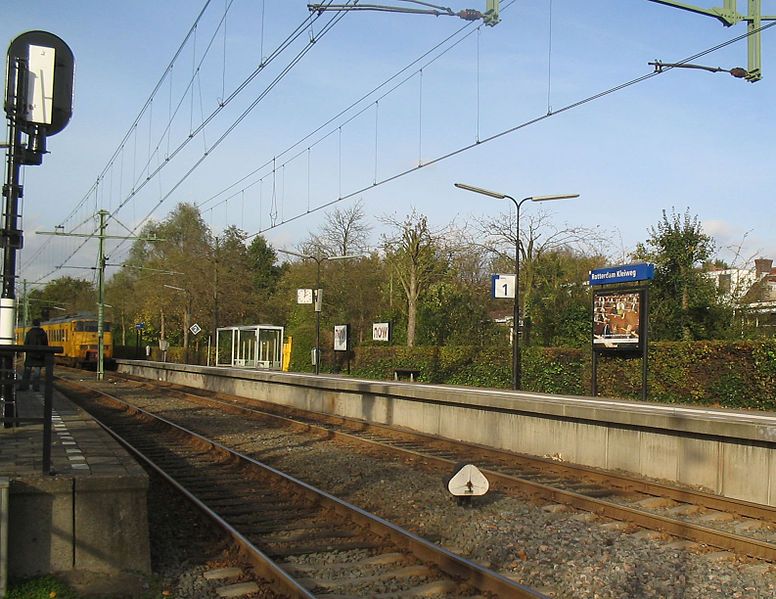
[{"left": 491, "top": 274, "right": 515, "bottom": 299}]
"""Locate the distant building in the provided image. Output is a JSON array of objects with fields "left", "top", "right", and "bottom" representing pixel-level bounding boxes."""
[{"left": 707, "top": 258, "right": 776, "bottom": 335}]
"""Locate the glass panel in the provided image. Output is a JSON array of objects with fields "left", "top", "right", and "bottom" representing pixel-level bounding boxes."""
[{"left": 216, "top": 329, "right": 234, "bottom": 366}]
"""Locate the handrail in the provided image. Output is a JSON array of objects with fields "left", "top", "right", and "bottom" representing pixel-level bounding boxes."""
[{"left": 1, "top": 345, "right": 63, "bottom": 474}]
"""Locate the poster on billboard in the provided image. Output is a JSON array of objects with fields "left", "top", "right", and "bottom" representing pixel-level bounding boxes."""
[
  {"left": 593, "top": 290, "right": 643, "bottom": 351},
  {"left": 373, "top": 322, "right": 391, "bottom": 342},
  {"left": 334, "top": 324, "right": 349, "bottom": 352}
]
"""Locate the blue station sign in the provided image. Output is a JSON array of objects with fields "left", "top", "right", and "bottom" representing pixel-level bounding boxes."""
[{"left": 589, "top": 263, "right": 654, "bottom": 287}]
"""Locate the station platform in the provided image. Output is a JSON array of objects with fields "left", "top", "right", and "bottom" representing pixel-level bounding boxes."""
[
  {"left": 0, "top": 387, "right": 150, "bottom": 581},
  {"left": 119, "top": 359, "right": 776, "bottom": 509}
]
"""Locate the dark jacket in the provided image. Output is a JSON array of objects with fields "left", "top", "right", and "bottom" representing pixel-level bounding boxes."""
[{"left": 24, "top": 326, "right": 49, "bottom": 367}]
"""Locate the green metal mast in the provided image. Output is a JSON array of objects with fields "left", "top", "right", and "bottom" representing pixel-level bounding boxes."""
[
  {"left": 647, "top": 0, "right": 776, "bottom": 81},
  {"left": 38, "top": 211, "right": 161, "bottom": 380}
]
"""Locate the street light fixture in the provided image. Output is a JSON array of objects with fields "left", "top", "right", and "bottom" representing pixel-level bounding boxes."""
[
  {"left": 454, "top": 182, "right": 579, "bottom": 390},
  {"left": 278, "top": 249, "right": 367, "bottom": 375}
]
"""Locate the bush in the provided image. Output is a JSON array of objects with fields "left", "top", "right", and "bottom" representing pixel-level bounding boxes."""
[
  {"left": 350, "top": 340, "right": 776, "bottom": 410},
  {"left": 6, "top": 576, "right": 80, "bottom": 599}
]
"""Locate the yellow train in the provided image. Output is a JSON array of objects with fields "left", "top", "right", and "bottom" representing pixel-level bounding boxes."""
[{"left": 16, "top": 313, "right": 113, "bottom": 368}]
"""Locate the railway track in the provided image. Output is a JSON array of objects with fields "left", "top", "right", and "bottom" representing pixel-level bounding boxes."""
[
  {"left": 57, "top": 372, "right": 544, "bottom": 598},
  {"left": 79, "top": 370, "right": 776, "bottom": 565}
]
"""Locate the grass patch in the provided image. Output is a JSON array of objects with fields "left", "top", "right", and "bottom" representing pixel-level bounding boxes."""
[{"left": 6, "top": 576, "right": 80, "bottom": 599}]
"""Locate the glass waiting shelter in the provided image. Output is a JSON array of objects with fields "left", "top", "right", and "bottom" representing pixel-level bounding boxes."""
[{"left": 216, "top": 325, "right": 284, "bottom": 370}]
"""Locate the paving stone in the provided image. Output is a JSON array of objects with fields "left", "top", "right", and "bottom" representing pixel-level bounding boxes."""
[
  {"left": 635, "top": 497, "right": 676, "bottom": 509},
  {"left": 600, "top": 521, "right": 629, "bottom": 531},
  {"left": 733, "top": 519, "right": 764, "bottom": 533},
  {"left": 704, "top": 551, "right": 736, "bottom": 562},
  {"left": 698, "top": 511, "right": 734, "bottom": 523},
  {"left": 204, "top": 567, "right": 243, "bottom": 580},
  {"left": 630, "top": 529, "right": 664, "bottom": 541},
  {"left": 215, "top": 582, "right": 260, "bottom": 597},
  {"left": 570, "top": 512, "right": 598, "bottom": 522},
  {"left": 665, "top": 539, "right": 699, "bottom": 551},
  {"left": 666, "top": 504, "right": 703, "bottom": 516}
]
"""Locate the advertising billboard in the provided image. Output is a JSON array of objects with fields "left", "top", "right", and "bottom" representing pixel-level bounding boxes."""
[
  {"left": 593, "top": 290, "right": 643, "bottom": 351},
  {"left": 333, "top": 324, "right": 349, "bottom": 352},
  {"left": 372, "top": 322, "right": 391, "bottom": 342}
]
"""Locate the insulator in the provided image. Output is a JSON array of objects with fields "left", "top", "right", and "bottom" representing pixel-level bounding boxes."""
[{"left": 457, "top": 9, "right": 482, "bottom": 21}]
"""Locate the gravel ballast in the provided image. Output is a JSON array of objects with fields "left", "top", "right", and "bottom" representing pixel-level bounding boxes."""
[{"left": 79, "top": 378, "right": 776, "bottom": 598}]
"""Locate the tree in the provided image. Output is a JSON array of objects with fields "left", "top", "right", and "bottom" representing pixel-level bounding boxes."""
[
  {"left": 476, "top": 208, "right": 607, "bottom": 344},
  {"left": 381, "top": 210, "right": 447, "bottom": 347},
  {"left": 530, "top": 249, "right": 606, "bottom": 347},
  {"left": 25, "top": 277, "right": 95, "bottom": 323},
  {"left": 301, "top": 199, "right": 372, "bottom": 257},
  {"left": 113, "top": 203, "right": 212, "bottom": 350},
  {"left": 633, "top": 209, "right": 728, "bottom": 340}
]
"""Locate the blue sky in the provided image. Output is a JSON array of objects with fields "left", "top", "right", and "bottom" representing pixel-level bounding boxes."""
[{"left": 3, "top": 0, "right": 775, "bottom": 284}]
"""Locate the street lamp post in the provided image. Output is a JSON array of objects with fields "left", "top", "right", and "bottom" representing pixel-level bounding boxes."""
[
  {"left": 163, "top": 284, "right": 192, "bottom": 363},
  {"left": 278, "top": 249, "right": 366, "bottom": 375},
  {"left": 454, "top": 183, "right": 579, "bottom": 390}
]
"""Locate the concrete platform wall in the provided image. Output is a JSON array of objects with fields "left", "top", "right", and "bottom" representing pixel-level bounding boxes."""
[
  {"left": 119, "top": 361, "right": 776, "bottom": 507},
  {"left": 7, "top": 474, "right": 150, "bottom": 578}
]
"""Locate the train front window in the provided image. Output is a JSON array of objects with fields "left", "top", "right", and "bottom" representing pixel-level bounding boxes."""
[{"left": 74, "top": 321, "right": 111, "bottom": 332}]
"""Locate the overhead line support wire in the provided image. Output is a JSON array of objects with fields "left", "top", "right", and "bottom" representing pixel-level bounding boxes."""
[
  {"left": 25, "top": 0, "right": 216, "bottom": 272},
  {"left": 198, "top": 0, "right": 498, "bottom": 211},
  {"left": 109, "top": 2, "right": 335, "bottom": 224},
  {"left": 36, "top": 0, "right": 335, "bottom": 280},
  {"left": 244, "top": 20, "right": 776, "bottom": 239},
  {"left": 103, "top": 3, "right": 352, "bottom": 259},
  {"left": 57, "top": 0, "right": 216, "bottom": 228}
]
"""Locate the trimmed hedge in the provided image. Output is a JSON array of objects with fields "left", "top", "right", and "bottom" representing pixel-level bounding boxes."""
[{"left": 352, "top": 340, "right": 776, "bottom": 410}]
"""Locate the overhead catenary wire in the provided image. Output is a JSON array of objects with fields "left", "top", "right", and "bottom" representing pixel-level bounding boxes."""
[
  {"left": 24, "top": 0, "right": 337, "bottom": 274},
  {"left": 28, "top": 1, "right": 348, "bottom": 282},
  {"left": 22, "top": 0, "right": 218, "bottom": 270},
  {"left": 239, "top": 19, "right": 776, "bottom": 239},
  {"left": 102, "top": 2, "right": 353, "bottom": 266}
]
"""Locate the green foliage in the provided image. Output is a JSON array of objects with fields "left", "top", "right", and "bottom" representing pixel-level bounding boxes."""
[
  {"left": 6, "top": 576, "right": 80, "bottom": 599},
  {"left": 352, "top": 340, "right": 776, "bottom": 410},
  {"left": 529, "top": 249, "right": 605, "bottom": 348},
  {"left": 633, "top": 209, "right": 729, "bottom": 341},
  {"left": 416, "top": 282, "right": 498, "bottom": 346},
  {"left": 522, "top": 347, "right": 586, "bottom": 395},
  {"left": 25, "top": 277, "right": 96, "bottom": 322}
]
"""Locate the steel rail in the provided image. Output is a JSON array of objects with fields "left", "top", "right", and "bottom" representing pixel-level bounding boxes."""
[
  {"left": 107, "top": 372, "right": 776, "bottom": 562},
  {"left": 58, "top": 376, "right": 546, "bottom": 598}
]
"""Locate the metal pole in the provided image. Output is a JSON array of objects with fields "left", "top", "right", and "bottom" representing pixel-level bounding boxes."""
[
  {"left": 2, "top": 58, "right": 26, "bottom": 427},
  {"left": 42, "top": 352, "right": 53, "bottom": 474},
  {"left": 315, "top": 259, "right": 321, "bottom": 375},
  {"left": 591, "top": 291, "right": 598, "bottom": 397},
  {"left": 506, "top": 196, "right": 523, "bottom": 391},
  {"left": 212, "top": 236, "right": 219, "bottom": 366},
  {"left": 642, "top": 287, "right": 649, "bottom": 402},
  {"left": 97, "top": 210, "right": 106, "bottom": 381}
]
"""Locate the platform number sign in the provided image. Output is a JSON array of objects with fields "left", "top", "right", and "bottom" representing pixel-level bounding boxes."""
[
  {"left": 297, "top": 288, "right": 313, "bottom": 304},
  {"left": 491, "top": 274, "right": 515, "bottom": 299},
  {"left": 189, "top": 323, "right": 202, "bottom": 336}
]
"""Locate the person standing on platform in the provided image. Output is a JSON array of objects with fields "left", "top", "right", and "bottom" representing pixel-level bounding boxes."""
[{"left": 20, "top": 319, "right": 49, "bottom": 392}]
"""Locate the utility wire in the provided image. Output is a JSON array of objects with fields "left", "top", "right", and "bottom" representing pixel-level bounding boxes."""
[
  {"left": 243, "top": 20, "right": 776, "bottom": 239},
  {"left": 102, "top": 2, "right": 353, "bottom": 266},
  {"left": 25, "top": 0, "right": 333, "bottom": 275},
  {"left": 198, "top": 0, "right": 489, "bottom": 212},
  {"left": 23, "top": 0, "right": 216, "bottom": 270},
  {"left": 29, "top": 1, "right": 346, "bottom": 282}
]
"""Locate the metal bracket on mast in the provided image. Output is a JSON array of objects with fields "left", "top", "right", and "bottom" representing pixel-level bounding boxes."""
[{"left": 646, "top": 0, "right": 776, "bottom": 81}]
